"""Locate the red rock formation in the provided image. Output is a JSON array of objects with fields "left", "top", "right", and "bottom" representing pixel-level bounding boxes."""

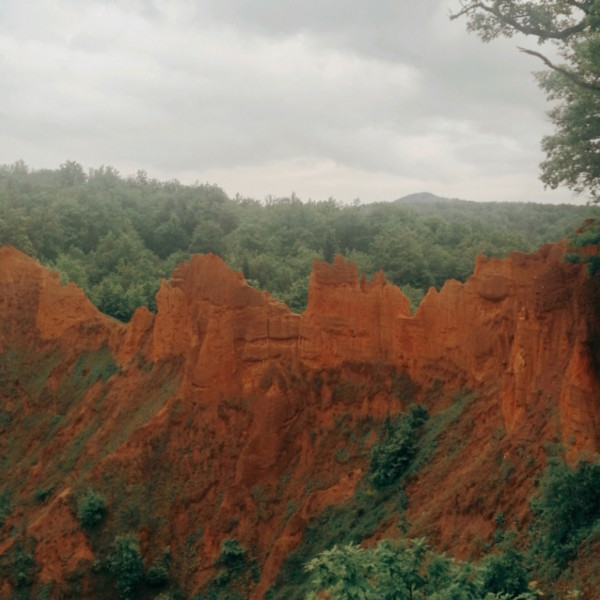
[
  {"left": 0, "top": 242, "right": 599, "bottom": 598},
  {"left": 0, "top": 245, "right": 122, "bottom": 352}
]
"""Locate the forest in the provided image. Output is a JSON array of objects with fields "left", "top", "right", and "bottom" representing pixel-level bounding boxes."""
[
  {"left": 2, "top": 160, "right": 600, "bottom": 599},
  {"left": 1, "top": 160, "right": 599, "bottom": 322}
]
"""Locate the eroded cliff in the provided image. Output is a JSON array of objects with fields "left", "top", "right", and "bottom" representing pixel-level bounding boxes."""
[{"left": 0, "top": 241, "right": 598, "bottom": 599}]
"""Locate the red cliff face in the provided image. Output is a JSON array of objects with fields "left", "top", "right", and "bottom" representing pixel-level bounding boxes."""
[
  {"left": 0, "top": 242, "right": 599, "bottom": 599},
  {"left": 297, "top": 244, "right": 600, "bottom": 454},
  {"left": 0, "top": 245, "right": 122, "bottom": 351}
]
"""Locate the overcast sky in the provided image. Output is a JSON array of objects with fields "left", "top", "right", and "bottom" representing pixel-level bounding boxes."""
[{"left": 0, "top": 0, "right": 580, "bottom": 204}]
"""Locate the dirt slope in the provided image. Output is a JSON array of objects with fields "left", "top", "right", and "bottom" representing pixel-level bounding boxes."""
[{"left": 0, "top": 242, "right": 598, "bottom": 599}]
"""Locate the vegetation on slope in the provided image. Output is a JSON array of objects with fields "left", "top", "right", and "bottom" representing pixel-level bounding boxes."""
[
  {"left": 1, "top": 160, "right": 598, "bottom": 319},
  {"left": 2, "top": 161, "right": 600, "bottom": 598},
  {"left": 1, "top": 325, "right": 599, "bottom": 598},
  {"left": 265, "top": 382, "right": 600, "bottom": 600}
]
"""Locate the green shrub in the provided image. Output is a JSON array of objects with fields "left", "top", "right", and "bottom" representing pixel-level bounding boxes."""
[
  {"left": 146, "top": 564, "right": 169, "bottom": 588},
  {"left": 10, "top": 540, "right": 36, "bottom": 589},
  {"left": 369, "top": 404, "right": 429, "bottom": 489},
  {"left": 334, "top": 448, "right": 350, "bottom": 464},
  {"left": 202, "top": 538, "right": 260, "bottom": 599},
  {"left": 35, "top": 582, "right": 53, "bottom": 600},
  {"left": 481, "top": 549, "right": 529, "bottom": 596},
  {"left": 34, "top": 485, "right": 54, "bottom": 503},
  {"left": 76, "top": 489, "right": 107, "bottom": 528},
  {"left": 108, "top": 534, "right": 144, "bottom": 600},
  {"left": 530, "top": 456, "right": 600, "bottom": 572},
  {"left": 0, "top": 489, "right": 12, "bottom": 527},
  {"left": 305, "top": 537, "right": 486, "bottom": 600},
  {"left": 215, "top": 538, "right": 247, "bottom": 576}
]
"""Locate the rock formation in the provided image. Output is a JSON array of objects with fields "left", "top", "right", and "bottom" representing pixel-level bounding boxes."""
[{"left": 0, "top": 241, "right": 598, "bottom": 598}]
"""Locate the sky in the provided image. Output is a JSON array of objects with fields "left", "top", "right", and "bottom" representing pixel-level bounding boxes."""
[{"left": 0, "top": 0, "right": 581, "bottom": 204}]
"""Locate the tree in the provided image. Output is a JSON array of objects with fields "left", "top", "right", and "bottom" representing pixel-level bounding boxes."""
[
  {"left": 59, "top": 160, "right": 86, "bottom": 186},
  {"left": 305, "top": 543, "right": 374, "bottom": 600},
  {"left": 369, "top": 404, "right": 429, "bottom": 490},
  {"left": 305, "top": 538, "right": 499, "bottom": 600},
  {"left": 109, "top": 534, "right": 145, "bottom": 600},
  {"left": 451, "top": 0, "right": 600, "bottom": 200},
  {"left": 76, "top": 489, "right": 107, "bottom": 528},
  {"left": 529, "top": 456, "right": 600, "bottom": 571},
  {"left": 481, "top": 549, "right": 529, "bottom": 596}
]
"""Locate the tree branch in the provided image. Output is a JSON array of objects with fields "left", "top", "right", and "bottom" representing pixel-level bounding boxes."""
[
  {"left": 518, "top": 47, "right": 600, "bottom": 91},
  {"left": 564, "top": 0, "right": 593, "bottom": 13},
  {"left": 450, "top": 1, "right": 589, "bottom": 40}
]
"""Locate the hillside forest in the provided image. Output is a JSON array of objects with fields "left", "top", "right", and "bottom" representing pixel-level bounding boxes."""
[
  {"left": 2, "top": 160, "right": 600, "bottom": 599},
  {"left": 1, "top": 160, "right": 599, "bottom": 322}
]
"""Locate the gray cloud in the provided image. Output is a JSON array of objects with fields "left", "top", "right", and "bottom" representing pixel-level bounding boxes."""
[{"left": 0, "top": 0, "right": 576, "bottom": 203}]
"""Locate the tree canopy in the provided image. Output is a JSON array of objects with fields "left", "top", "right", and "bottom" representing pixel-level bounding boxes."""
[
  {"left": 0, "top": 162, "right": 598, "bottom": 322},
  {"left": 451, "top": 0, "right": 600, "bottom": 200},
  {"left": 304, "top": 537, "right": 536, "bottom": 600}
]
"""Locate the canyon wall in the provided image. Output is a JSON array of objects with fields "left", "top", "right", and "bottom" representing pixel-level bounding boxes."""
[{"left": 0, "top": 241, "right": 598, "bottom": 598}]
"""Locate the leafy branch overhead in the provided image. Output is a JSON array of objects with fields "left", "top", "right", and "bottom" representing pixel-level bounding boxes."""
[{"left": 451, "top": 0, "right": 600, "bottom": 200}]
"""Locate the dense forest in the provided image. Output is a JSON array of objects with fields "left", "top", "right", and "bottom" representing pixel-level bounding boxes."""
[
  {"left": 3, "top": 160, "right": 600, "bottom": 599},
  {"left": 1, "top": 160, "right": 599, "bottom": 321}
]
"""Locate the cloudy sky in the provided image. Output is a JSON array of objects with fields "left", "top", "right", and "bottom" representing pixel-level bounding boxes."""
[{"left": 0, "top": 0, "right": 579, "bottom": 204}]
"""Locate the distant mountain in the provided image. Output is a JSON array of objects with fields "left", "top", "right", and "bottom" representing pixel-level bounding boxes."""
[{"left": 393, "top": 191, "right": 457, "bottom": 205}]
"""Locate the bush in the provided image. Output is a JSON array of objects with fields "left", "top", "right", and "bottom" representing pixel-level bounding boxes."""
[
  {"left": 109, "top": 534, "right": 145, "bottom": 600},
  {"left": 76, "top": 489, "right": 107, "bottom": 528},
  {"left": 10, "top": 539, "right": 36, "bottom": 589},
  {"left": 369, "top": 404, "right": 429, "bottom": 489},
  {"left": 530, "top": 456, "right": 600, "bottom": 572},
  {"left": 34, "top": 486, "right": 54, "bottom": 503},
  {"left": 305, "top": 537, "right": 486, "bottom": 600},
  {"left": 215, "top": 538, "right": 247, "bottom": 576},
  {"left": 0, "top": 489, "right": 12, "bottom": 527},
  {"left": 203, "top": 538, "right": 259, "bottom": 599},
  {"left": 146, "top": 547, "right": 171, "bottom": 588},
  {"left": 481, "top": 549, "right": 529, "bottom": 596},
  {"left": 146, "top": 564, "right": 169, "bottom": 588}
]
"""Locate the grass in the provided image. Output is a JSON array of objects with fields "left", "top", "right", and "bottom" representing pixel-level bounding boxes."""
[
  {"left": 408, "top": 389, "right": 477, "bottom": 476},
  {"left": 103, "top": 361, "right": 181, "bottom": 456}
]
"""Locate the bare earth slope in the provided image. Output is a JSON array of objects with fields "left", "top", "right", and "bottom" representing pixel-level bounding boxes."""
[{"left": 0, "top": 242, "right": 598, "bottom": 598}]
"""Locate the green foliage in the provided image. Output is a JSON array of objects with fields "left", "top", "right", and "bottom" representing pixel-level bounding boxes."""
[
  {"left": 0, "top": 489, "right": 12, "bottom": 527},
  {"left": 201, "top": 538, "right": 259, "bottom": 599},
  {"left": 369, "top": 404, "right": 429, "bottom": 489},
  {"left": 250, "top": 485, "right": 272, "bottom": 522},
  {"left": 69, "top": 346, "right": 119, "bottom": 392},
  {"left": 215, "top": 538, "right": 247, "bottom": 575},
  {"left": 450, "top": 1, "right": 600, "bottom": 200},
  {"left": 146, "top": 564, "right": 170, "bottom": 588},
  {"left": 529, "top": 456, "right": 600, "bottom": 573},
  {"left": 565, "top": 220, "right": 600, "bottom": 275},
  {"left": 334, "top": 448, "right": 351, "bottom": 464},
  {"left": 34, "top": 485, "right": 54, "bottom": 503},
  {"left": 481, "top": 549, "right": 529, "bottom": 596},
  {"left": 1, "top": 162, "right": 597, "bottom": 322},
  {"left": 304, "top": 537, "right": 525, "bottom": 600},
  {"left": 570, "top": 219, "right": 600, "bottom": 248},
  {"left": 271, "top": 392, "right": 481, "bottom": 600},
  {"left": 34, "top": 582, "right": 53, "bottom": 600},
  {"left": 9, "top": 538, "right": 37, "bottom": 589},
  {"left": 540, "top": 68, "right": 600, "bottom": 199},
  {"left": 108, "top": 533, "right": 145, "bottom": 600},
  {"left": 76, "top": 489, "right": 107, "bottom": 528},
  {"left": 271, "top": 471, "right": 410, "bottom": 599}
]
